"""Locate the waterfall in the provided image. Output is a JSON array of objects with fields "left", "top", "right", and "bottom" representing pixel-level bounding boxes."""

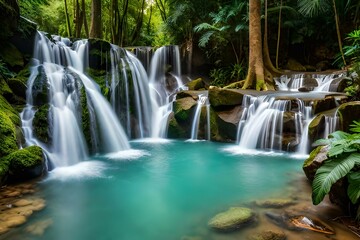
[
  {"left": 148, "top": 46, "right": 186, "bottom": 138},
  {"left": 189, "top": 95, "right": 209, "bottom": 140},
  {"left": 296, "top": 101, "right": 313, "bottom": 155},
  {"left": 323, "top": 113, "right": 339, "bottom": 138},
  {"left": 275, "top": 73, "right": 345, "bottom": 92},
  {"left": 237, "top": 95, "right": 289, "bottom": 151},
  {"left": 110, "top": 45, "right": 152, "bottom": 138},
  {"left": 21, "top": 32, "right": 130, "bottom": 168}
]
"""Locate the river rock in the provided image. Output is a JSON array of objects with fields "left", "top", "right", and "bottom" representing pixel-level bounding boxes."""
[
  {"left": 303, "top": 145, "right": 329, "bottom": 181},
  {"left": 208, "top": 87, "right": 244, "bottom": 107},
  {"left": 3, "top": 215, "right": 27, "bottom": 228},
  {"left": 247, "top": 230, "right": 286, "bottom": 240},
  {"left": 186, "top": 78, "right": 206, "bottom": 90},
  {"left": 208, "top": 207, "right": 256, "bottom": 231},
  {"left": 25, "top": 219, "right": 53, "bottom": 236},
  {"left": 255, "top": 198, "right": 294, "bottom": 208}
]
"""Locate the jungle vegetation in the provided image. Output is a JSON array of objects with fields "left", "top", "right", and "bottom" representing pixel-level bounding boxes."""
[{"left": 7, "top": 0, "right": 360, "bottom": 89}]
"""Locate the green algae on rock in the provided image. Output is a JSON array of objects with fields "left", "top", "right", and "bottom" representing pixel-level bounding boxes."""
[{"left": 208, "top": 207, "right": 256, "bottom": 231}]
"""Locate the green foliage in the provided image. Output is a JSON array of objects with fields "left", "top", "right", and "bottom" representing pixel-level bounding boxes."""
[
  {"left": 209, "top": 63, "right": 246, "bottom": 87},
  {"left": 312, "top": 122, "right": 360, "bottom": 220},
  {"left": 0, "top": 59, "right": 15, "bottom": 79}
]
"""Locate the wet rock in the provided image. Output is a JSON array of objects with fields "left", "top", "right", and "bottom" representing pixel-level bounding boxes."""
[
  {"left": 208, "top": 87, "right": 244, "bottom": 108},
  {"left": 186, "top": 78, "right": 206, "bottom": 90},
  {"left": 312, "top": 97, "right": 337, "bottom": 114},
  {"left": 13, "top": 199, "right": 33, "bottom": 207},
  {"left": 25, "top": 219, "right": 53, "bottom": 236},
  {"left": 303, "top": 145, "right": 328, "bottom": 181},
  {"left": 337, "top": 101, "right": 360, "bottom": 132},
  {"left": 286, "top": 59, "right": 306, "bottom": 71},
  {"left": 215, "top": 105, "right": 242, "bottom": 141},
  {"left": 3, "top": 215, "right": 27, "bottom": 228},
  {"left": 255, "top": 198, "right": 294, "bottom": 208},
  {"left": 247, "top": 230, "right": 286, "bottom": 240},
  {"left": 208, "top": 207, "right": 256, "bottom": 231}
]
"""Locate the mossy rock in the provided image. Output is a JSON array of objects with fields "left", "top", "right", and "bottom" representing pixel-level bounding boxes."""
[
  {"left": 7, "top": 77, "right": 27, "bottom": 99},
  {"left": 186, "top": 78, "right": 205, "bottom": 90},
  {"left": 167, "top": 113, "right": 188, "bottom": 139},
  {"left": 0, "top": 42, "right": 24, "bottom": 69},
  {"left": 0, "top": 95, "right": 20, "bottom": 125},
  {"left": 0, "top": 112, "right": 17, "bottom": 157},
  {"left": 286, "top": 59, "right": 306, "bottom": 71},
  {"left": 88, "top": 39, "right": 111, "bottom": 70},
  {"left": 312, "top": 97, "right": 336, "bottom": 114},
  {"left": 337, "top": 101, "right": 360, "bottom": 132},
  {"left": 173, "top": 97, "right": 197, "bottom": 124},
  {"left": 248, "top": 230, "right": 286, "bottom": 240},
  {"left": 32, "top": 104, "right": 50, "bottom": 144},
  {"left": 0, "top": 0, "right": 19, "bottom": 41},
  {"left": 5, "top": 146, "right": 44, "bottom": 181},
  {"left": 255, "top": 198, "right": 294, "bottom": 208},
  {"left": 87, "top": 68, "right": 109, "bottom": 98},
  {"left": 303, "top": 145, "right": 329, "bottom": 181},
  {"left": 208, "top": 207, "right": 256, "bottom": 231},
  {"left": 208, "top": 87, "right": 243, "bottom": 107}
]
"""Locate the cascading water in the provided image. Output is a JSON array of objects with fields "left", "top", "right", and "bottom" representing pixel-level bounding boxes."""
[
  {"left": 295, "top": 100, "right": 314, "bottom": 155},
  {"left": 21, "top": 32, "right": 130, "bottom": 168},
  {"left": 189, "top": 94, "right": 210, "bottom": 140},
  {"left": 275, "top": 73, "right": 346, "bottom": 92},
  {"left": 148, "top": 46, "right": 186, "bottom": 138},
  {"left": 110, "top": 45, "right": 152, "bottom": 138},
  {"left": 237, "top": 95, "right": 289, "bottom": 151}
]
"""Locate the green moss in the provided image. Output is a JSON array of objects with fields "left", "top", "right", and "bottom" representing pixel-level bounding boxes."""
[
  {"left": 81, "top": 87, "right": 93, "bottom": 151},
  {"left": 86, "top": 68, "right": 109, "bottom": 98},
  {"left": 0, "top": 42, "right": 24, "bottom": 68},
  {"left": 0, "top": 95, "right": 21, "bottom": 125},
  {"left": 32, "top": 104, "right": 50, "bottom": 144},
  {"left": 5, "top": 146, "right": 43, "bottom": 170},
  {"left": 208, "top": 207, "right": 255, "bottom": 231},
  {"left": 0, "top": 78, "right": 13, "bottom": 95},
  {"left": 186, "top": 78, "right": 205, "bottom": 90},
  {"left": 303, "top": 146, "right": 323, "bottom": 168},
  {"left": 0, "top": 111, "right": 18, "bottom": 157},
  {"left": 208, "top": 87, "right": 243, "bottom": 107},
  {"left": 167, "top": 115, "right": 187, "bottom": 139}
]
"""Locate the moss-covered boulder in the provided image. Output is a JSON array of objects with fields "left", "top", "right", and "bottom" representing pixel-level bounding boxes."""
[
  {"left": 255, "top": 198, "right": 294, "bottom": 208},
  {"left": 186, "top": 78, "right": 206, "bottom": 90},
  {"left": 213, "top": 105, "right": 242, "bottom": 141},
  {"left": 167, "top": 113, "right": 188, "bottom": 139},
  {"left": 312, "top": 97, "right": 337, "bottom": 114},
  {"left": 0, "top": 0, "right": 20, "bottom": 41},
  {"left": 286, "top": 59, "right": 306, "bottom": 71},
  {"left": 337, "top": 101, "right": 360, "bottom": 132},
  {"left": 88, "top": 39, "right": 111, "bottom": 71},
  {"left": 0, "top": 42, "right": 24, "bottom": 69},
  {"left": 173, "top": 97, "right": 197, "bottom": 124},
  {"left": 208, "top": 207, "right": 256, "bottom": 231},
  {"left": 4, "top": 146, "right": 45, "bottom": 182},
  {"left": 7, "top": 77, "right": 27, "bottom": 100},
  {"left": 0, "top": 95, "right": 20, "bottom": 158},
  {"left": 303, "top": 145, "right": 328, "bottom": 181},
  {"left": 208, "top": 87, "right": 244, "bottom": 108},
  {"left": 32, "top": 104, "right": 50, "bottom": 144}
]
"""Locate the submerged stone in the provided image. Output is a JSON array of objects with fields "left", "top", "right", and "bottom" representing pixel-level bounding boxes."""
[
  {"left": 255, "top": 198, "right": 294, "bottom": 208},
  {"left": 208, "top": 207, "right": 256, "bottom": 231},
  {"left": 248, "top": 230, "right": 286, "bottom": 240}
]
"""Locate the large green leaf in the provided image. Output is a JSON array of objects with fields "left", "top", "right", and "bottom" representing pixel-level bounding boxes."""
[
  {"left": 347, "top": 171, "right": 360, "bottom": 204},
  {"left": 312, "top": 153, "right": 360, "bottom": 205}
]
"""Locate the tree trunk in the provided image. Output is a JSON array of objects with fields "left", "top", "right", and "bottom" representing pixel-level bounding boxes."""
[
  {"left": 64, "top": 0, "right": 72, "bottom": 37},
  {"left": 242, "top": 0, "right": 267, "bottom": 91},
  {"left": 131, "top": 0, "right": 145, "bottom": 44},
  {"left": 333, "top": 0, "right": 346, "bottom": 66},
  {"left": 111, "top": 0, "right": 120, "bottom": 44},
  {"left": 82, "top": 0, "right": 89, "bottom": 38},
  {"left": 75, "top": 0, "right": 82, "bottom": 37},
  {"left": 276, "top": 0, "right": 282, "bottom": 69},
  {"left": 263, "top": 0, "right": 281, "bottom": 76},
  {"left": 119, "top": 0, "right": 129, "bottom": 46},
  {"left": 90, "top": 0, "right": 102, "bottom": 39}
]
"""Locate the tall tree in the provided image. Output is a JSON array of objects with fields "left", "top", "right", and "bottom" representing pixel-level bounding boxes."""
[
  {"left": 242, "top": 0, "right": 267, "bottom": 90},
  {"left": 130, "top": 0, "right": 145, "bottom": 44},
  {"left": 64, "top": 0, "right": 72, "bottom": 38},
  {"left": 90, "top": 0, "right": 102, "bottom": 38}
]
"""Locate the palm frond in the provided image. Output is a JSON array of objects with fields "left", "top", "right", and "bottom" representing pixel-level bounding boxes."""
[
  {"left": 198, "top": 31, "right": 215, "bottom": 47},
  {"left": 297, "top": 0, "right": 331, "bottom": 17}
]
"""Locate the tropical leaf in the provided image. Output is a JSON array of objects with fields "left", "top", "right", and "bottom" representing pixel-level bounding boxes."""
[
  {"left": 312, "top": 153, "right": 360, "bottom": 205},
  {"left": 348, "top": 171, "right": 360, "bottom": 204},
  {"left": 193, "top": 23, "right": 218, "bottom": 32},
  {"left": 350, "top": 120, "right": 360, "bottom": 133},
  {"left": 197, "top": 31, "right": 215, "bottom": 47},
  {"left": 328, "top": 131, "right": 350, "bottom": 140},
  {"left": 297, "top": 0, "right": 331, "bottom": 17}
]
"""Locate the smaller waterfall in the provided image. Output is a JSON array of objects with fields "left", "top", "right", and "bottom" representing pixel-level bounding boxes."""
[
  {"left": 190, "top": 95, "right": 210, "bottom": 140},
  {"left": 323, "top": 113, "right": 339, "bottom": 138},
  {"left": 110, "top": 45, "right": 152, "bottom": 138},
  {"left": 149, "top": 46, "right": 186, "bottom": 138},
  {"left": 237, "top": 95, "right": 289, "bottom": 151},
  {"left": 296, "top": 101, "right": 313, "bottom": 155},
  {"left": 275, "top": 73, "right": 345, "bottom": 92}
]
